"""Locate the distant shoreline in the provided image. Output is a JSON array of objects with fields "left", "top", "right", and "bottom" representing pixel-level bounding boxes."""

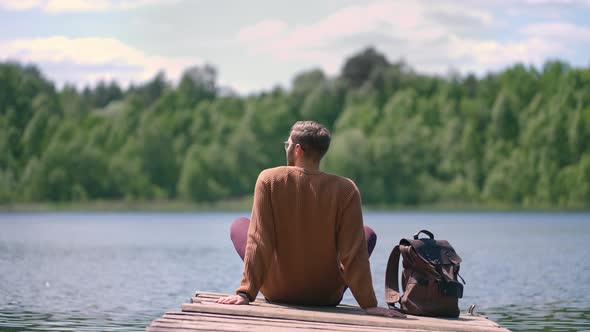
[{"left": 1, "top": 199, "right": 588, "bottom": 212}]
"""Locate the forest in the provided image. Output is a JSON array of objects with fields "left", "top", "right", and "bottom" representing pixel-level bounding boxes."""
[{"left": 1, "top": 47, "right": 589, "bottom": 209}]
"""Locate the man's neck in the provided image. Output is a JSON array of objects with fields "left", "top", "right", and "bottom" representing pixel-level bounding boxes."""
[{"left": 293, "top": 159, "right": 320, "bottom": 171}]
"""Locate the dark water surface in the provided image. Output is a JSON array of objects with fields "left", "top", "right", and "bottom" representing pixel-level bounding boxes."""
[{"left": 0, "top": 212, "right": 588, "bottom": 331}]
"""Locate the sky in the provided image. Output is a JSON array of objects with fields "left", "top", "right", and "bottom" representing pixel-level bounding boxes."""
[{"left": 0, "top": 0, "right": 589, "bottom": 94}]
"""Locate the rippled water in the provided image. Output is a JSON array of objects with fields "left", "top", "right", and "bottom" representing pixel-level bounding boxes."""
[{"left": 0, "top": 212, "right": 588, "bottom": 331}]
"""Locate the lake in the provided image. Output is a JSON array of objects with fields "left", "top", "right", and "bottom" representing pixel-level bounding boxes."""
[{"left": 0, "top": 212, "right": 589, "bottom": 331}]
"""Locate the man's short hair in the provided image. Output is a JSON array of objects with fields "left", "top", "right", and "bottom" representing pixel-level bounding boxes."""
[{"left": 290, "top": 121, "right": 331, "bottom": 160}]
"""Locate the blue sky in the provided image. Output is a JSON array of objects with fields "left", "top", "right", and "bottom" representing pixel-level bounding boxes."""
[{"left": 1, "top": 0, "right": 589, "bottom": 94}]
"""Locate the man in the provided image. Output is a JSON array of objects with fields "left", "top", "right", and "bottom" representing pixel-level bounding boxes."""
[{"left": 216, "top": 121, "right": 404, "bottom": 318}]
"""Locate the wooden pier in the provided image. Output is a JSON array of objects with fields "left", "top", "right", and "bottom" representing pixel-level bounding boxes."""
[{"left": 145, "top": 291, "right": 510, "bottom": 331}]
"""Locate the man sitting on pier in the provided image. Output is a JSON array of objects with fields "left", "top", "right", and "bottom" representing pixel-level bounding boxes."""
[{"left": 216, "top": 121, "right": 404, "bottom": 318}]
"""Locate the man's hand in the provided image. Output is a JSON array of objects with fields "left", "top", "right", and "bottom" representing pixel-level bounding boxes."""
[
  {"left": 365, "top": 307, "right": 406, "bottom": 318},
  {"left": 215, "top": 295, "right": 250, "bottom": 305}
]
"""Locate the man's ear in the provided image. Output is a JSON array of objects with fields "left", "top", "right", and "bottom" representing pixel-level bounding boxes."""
[{"left": 295, "top": 144, "right": 304, "bottom": 156}]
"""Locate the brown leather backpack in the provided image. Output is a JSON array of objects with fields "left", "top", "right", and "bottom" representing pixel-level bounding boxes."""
[{"left": 385, "top": 230, "right": 465, "bottom": 317}]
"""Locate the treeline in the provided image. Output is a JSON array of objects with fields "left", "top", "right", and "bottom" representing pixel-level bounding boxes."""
[{"left": 1, "top": 47, "right": 589, "bottom": 208}]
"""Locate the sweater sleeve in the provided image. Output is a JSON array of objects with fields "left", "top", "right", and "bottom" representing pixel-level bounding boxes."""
[
  {"left": 336, "top": 187, "right": 378, "bottom": 309},
  {"left": 236, "top": 173, "right": 276, "bottom": 301}
]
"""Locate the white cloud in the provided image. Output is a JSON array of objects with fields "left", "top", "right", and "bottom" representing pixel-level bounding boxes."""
[
  {"left": 446, "top": 36, "right": 565, "bottom": 71},
  {"left": 0, "top": 0, "right": 174, "bottom": 13},
  {"left": 237, "top": 19, "right": 287, "bottom": 43},
  {"left": 267, "top": 2, "right": 428, "bottom": 52},
  {"left": 0, "top": 36, "right": 200, "bottom": 87},
  {"left": 236, "top": 1, "right": 495, "bottom": 74},
  {"left": 236, "top": 1, "right": 429, "bottom": 74},
  {"left": 0, "top": 0, "right": 42, "bottom": 10},
  {"left": 521, "top": 22, "right": 590, "bottom": 41},
  {"left": 523, "top": 0, "right": 590, "bottom": 5},
  {"left": 426, "top": 4, "right": 494, "bottom": 29},
  {"left": 236, "top": 0, "right": 586, "bottom": 76},
  {"left": 43, "top": 0, "right": 110, "bottom": 12}
]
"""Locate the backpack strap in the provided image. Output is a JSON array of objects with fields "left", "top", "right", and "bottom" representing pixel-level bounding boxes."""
[{"left": 385, "top": 245, "right": 401, "bottom": 305}]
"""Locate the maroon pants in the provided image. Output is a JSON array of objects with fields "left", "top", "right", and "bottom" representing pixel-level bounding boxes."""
[{"left": 230, "top": 217, "right": 377, "bottom": 261}]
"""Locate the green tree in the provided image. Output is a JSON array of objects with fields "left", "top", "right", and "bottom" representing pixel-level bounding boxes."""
[
  {"left": 1, "top": 52, "right": 590, "bottom": 208},
  {"left": 341, "top": 47, "right": 389, "bottom": 88},
  {"left": 299, "top": 81, "right": 344, "bottom": 128}
]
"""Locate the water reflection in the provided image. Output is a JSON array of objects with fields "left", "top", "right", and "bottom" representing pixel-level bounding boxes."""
[
  {"left": 488, "top": 303, "right": 590, "bottom": 332},
  {"left": 0, "top": 309, "right": 151, "bottom": 331}
]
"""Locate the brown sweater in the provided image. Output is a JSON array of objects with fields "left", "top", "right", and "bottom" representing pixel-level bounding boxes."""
[{"left": 236, "top": 166, "right": 378, "bottom": 309}]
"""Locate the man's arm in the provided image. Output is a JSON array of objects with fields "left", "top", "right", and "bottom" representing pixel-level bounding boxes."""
[
  {"left": 233, "top": 173, "right": 276, "bottom": 302},
  {"left": 337, "top": 186, "right": 405, "bottom": 318},
  {"left": 337, "top": 187, "right": 378, "bottom": 309}
]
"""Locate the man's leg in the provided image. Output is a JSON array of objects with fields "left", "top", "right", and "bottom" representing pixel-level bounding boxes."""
[
  {"left": 230, "top": 217, "right": 250, "bottom": 260},
  {"left": 364, "top": 226, "right": 377, "bottom": 257},
  {"left": 230, "top": 217, "right": 378, "bottom": 260}
]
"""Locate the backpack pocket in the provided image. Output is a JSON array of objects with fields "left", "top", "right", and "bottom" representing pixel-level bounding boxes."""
[
  {"left": 401, "top": 275, "right": 429, "bottom": 314},
  {"left": 438, "top": 279, "right": 463, "bottom": 298},
  {"left": 401, "top": 276, "right": 461, "bottom": 317}
]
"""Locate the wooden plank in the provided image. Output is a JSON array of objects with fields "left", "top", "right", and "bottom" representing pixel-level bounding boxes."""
[
  {"left": 185, "top": 305, "right": 498, "bottom": 330},
  {"left": 153, "top": 318, "right": 355, "bottom": 332},
  {"left": 194, "top": 296, "right": 499, "bottom": 328},
  {"left": 165, "top": 311, "right": 386, "bottom": 328},
  {"left": 143, "top": 291, "right": 510, "bottom": 332},
  {"left": 192, "top": 297, "right": 364, "bottom": 315},
  {"left": 193, "top": 292, "right": 501, "bottom": 328},
  {"left": 197, "top": 291, "right": 369, "bottom": 312},
  {"left": 146, "top": 327, "right": 219, "bottom": 332},
  {"left": 161, "top": 312, "right": 430, "bottom": 332},
  {"left": 195, "top": 292, "right": 359, "bottom": 309},
  {"left": 154, "top": 316, "right": 428, "bottom": 332},
  {"left": 182, "top": 302, "right": 510, "bottom": 332},
  {"left": 152, "top": 318, "right": 286, "bottom": 332},
  {"left": 197, "top": 291, "right": 266, "bottom": 302}
]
